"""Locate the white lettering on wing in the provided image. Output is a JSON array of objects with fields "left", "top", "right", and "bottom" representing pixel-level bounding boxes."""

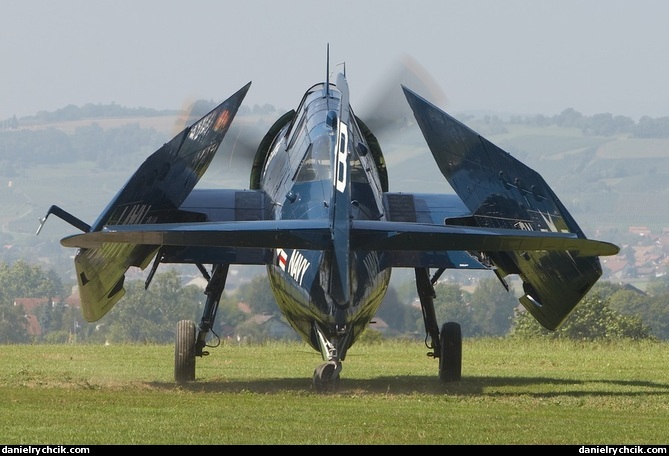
[
  {"left": 115, "top": 204, "right": 152, "bottom": 225},
  {"left": 539, "top": 211, "right": 565, "bottom": 233},
  {"left": 515, "top": 220, "right": 534, "bottom": 231}
]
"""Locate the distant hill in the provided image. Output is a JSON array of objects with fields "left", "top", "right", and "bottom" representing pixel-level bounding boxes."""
[{"left": 2, "top": 105, "right": 669, "bottom": 287}]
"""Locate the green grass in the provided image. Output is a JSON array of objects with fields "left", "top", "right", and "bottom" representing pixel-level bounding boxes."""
[{"left": 1, "top": 339, "right": 668, "bottom": 444}]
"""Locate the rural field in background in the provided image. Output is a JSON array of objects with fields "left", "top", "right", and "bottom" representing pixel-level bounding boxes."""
[
  {"left": 1, "top": 339, "right": 667, "bottom": 444},
  {"left": 2, "top": 112, "right": 669, "bottom": 294}
]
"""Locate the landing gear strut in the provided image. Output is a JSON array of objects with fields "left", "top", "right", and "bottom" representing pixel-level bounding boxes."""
[
  {"left": 174, "top": 263, "right": 229, "bottom": 384},
  {"left": 311, "top": 323, "right": 350, "bottom": 393},
  {"left": 415, "top": 267, "right": 462, "bottom": 382}
]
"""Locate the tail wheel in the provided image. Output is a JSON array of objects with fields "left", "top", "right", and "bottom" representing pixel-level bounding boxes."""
[
  {"left": 313, "top": 361, "right": 341, "bottom": 393},
  {"left": 175, "top": 320, "right": 197, "bottom": 383},
  {"left": 439, "top": 321, "right": 462, "bottom": 382}
]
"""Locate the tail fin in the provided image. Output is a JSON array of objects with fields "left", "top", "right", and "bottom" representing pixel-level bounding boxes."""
[{"left": 328, "top": 72, "right": 352, "bottom": 306}]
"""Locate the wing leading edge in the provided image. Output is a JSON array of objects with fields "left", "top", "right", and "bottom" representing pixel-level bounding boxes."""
[{"left": 63, "top": 219, "right": 618, "bottom": 257}]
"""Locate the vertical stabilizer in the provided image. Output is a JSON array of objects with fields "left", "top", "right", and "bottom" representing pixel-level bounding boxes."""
[{"left": 328, "top": 73, "right": 352, "bottom": 307}]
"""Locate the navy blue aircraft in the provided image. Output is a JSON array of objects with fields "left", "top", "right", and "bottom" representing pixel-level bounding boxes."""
[{"left": 38, "top": 58, "right": 619, "bottom": 392}]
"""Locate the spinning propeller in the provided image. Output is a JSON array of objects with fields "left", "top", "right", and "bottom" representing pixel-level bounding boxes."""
[{"left": 169, "top": 55, "right": 449, "bottom": 189}]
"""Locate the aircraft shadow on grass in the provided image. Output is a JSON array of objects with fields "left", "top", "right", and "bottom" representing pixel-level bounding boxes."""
[{"left": 147, "top": 376, "right": 669, "bottom": 397}]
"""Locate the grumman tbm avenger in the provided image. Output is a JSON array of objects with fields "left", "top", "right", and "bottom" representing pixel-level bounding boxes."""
[{"left": 37, "top": 55, "right": 619, "bottom": 392}]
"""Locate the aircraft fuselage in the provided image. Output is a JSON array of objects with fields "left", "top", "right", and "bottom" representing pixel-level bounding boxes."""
[{"left": 257, "top": 81, "right": 391, "bottom": 354}]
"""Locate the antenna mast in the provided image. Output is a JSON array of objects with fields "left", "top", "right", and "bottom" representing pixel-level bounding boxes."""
[{"left": 324, "top": 43, "right": 330, "bottom": 99}]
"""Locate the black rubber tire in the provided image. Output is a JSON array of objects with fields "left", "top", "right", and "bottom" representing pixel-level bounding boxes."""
[
  {"left": 312, "top": 361, "right": 340, "bottom": 393},
  {"left": 439, "top": 321, "right": 462, "bottom": 382},
  {"left": 175, "top": 320, "right": 197, "bottom": 384}
]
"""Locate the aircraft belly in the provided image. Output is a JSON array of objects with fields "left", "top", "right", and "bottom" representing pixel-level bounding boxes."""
[
  {"left": 266, "top": 249, "right": 391, "bottom": 350},
  {"left": 267, "top": 264, "right": 315, "bottom": 345},
  {"left": 349, "top": 266, "right": 391, "bottom": 343}
]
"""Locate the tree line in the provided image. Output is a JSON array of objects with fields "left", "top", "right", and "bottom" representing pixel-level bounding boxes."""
[
  {"left": 0, "top": 100, "right": 277, "bottom": 175},
  {"left": 1, "top": 259, "right": 667, "bottom": 345},
  {"left": 3, "top": 102, "right": 669, "bottom": 174}
]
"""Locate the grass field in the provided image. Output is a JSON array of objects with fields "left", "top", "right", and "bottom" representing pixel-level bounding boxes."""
[{"left": 1, "top": 338, "right": 668, "bottom": 445}]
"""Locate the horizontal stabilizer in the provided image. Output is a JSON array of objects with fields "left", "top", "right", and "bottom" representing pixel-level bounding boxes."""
[
  {"left": 349, "top": 220, "right": 618, "bottom": 257},
  {"left": 62, "top": 219, "right": 333, "bottom": 250},
  {"left": 63, "top": 218, "right": 618, "bottom": 257}
]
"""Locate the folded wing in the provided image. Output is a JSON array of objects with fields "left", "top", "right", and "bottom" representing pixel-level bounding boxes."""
[
  {"left": 73, "top": 83, "right": 251, "bottom": 321},
  {"left": 401, "top": 86, "right": 618, "bottom": 330}
]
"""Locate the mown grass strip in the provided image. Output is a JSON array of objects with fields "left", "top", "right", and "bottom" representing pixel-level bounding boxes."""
[{"left": 0, "top": 339, "right": 667, "bottom": 444}]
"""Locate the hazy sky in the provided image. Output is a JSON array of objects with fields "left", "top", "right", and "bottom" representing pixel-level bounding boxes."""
[{"left": 2, "top": 0, "right": 669, "bottom": 121}]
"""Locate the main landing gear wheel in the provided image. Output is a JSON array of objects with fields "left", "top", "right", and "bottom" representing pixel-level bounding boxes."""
[
  {"left": 312, "top": 361, "right": 341, "bottom": 393},
  {"left": 175, "top": 319, "right": 196, "bottom": 384},
  {"left": 439, "top": 321, "right": 462, "bottom": 382}
]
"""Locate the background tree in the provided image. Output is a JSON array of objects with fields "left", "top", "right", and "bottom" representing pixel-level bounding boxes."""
[
  {"left": 102, "top": 269, "right": 202, "bottom": 343},
  {"left": 432, "top": 282, "right": 475, "bottom": 336},
  {"left": 40, "top": 301, "right": 79, "bottom": 344},
  {"left": 390, "top": 275, "right": 424, "bottom": 335},
  {"left": 213, "top": 292, "right": 250, "bottom": 339},
  {"left": 643, "top": 295, "right": 669, "bottom": 339},
  {"left": 0, "top": 259, "right": 66, "bottom": 302},
  {"left": 0, "top": 260, "right": 67, "bottom": 343},
  {"left": 607, "top": 286, "right": 650, "bottom": 320},
  {"left": 510, "top": 292, "right": 653, "bottom": 340},
  {"left": 468, "top": 277, "right": 518, "bottom": 336},
  {"left": 236, "top": 275, "right": 279, "bottom": 316},
  {"left": 645, "top": 275, "right": 669, "bottom": 295},
  {"left": 596, "top": 279, "right": 669, "bottom": 340},
  {"left": 233, "top": 318, "right": 266, "bottom": 343},
  {"left": 0, "top": 304, "right": 30, "bottom": 343},
  {"left": 376, "top": 285, "right": 410, "bottom": 334},
  {"left": 632, "top": 277, "right": 669, "bottom": 339}
]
